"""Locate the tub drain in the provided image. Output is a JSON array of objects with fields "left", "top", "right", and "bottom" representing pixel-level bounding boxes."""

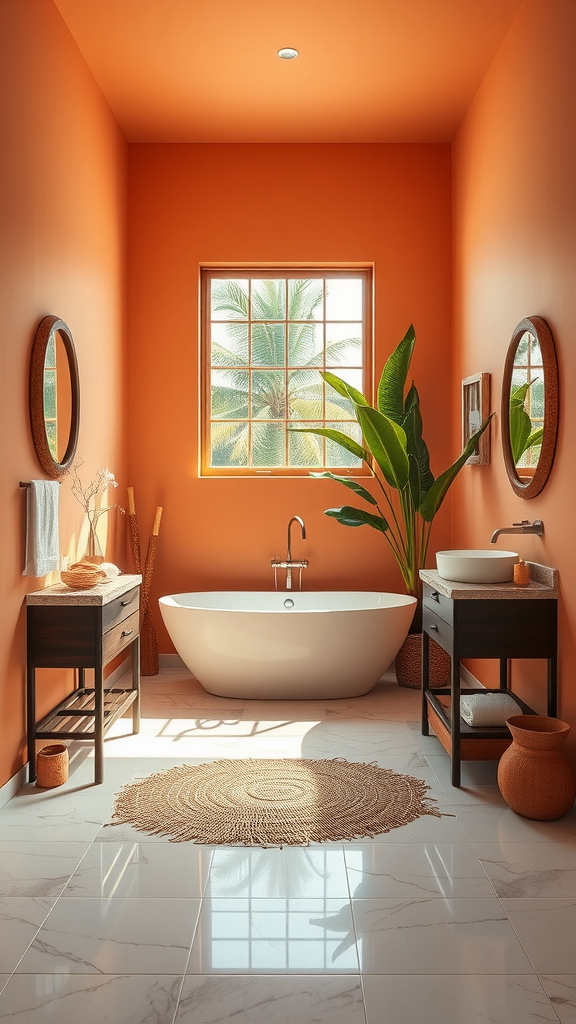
[{"left": 284, "top": 598, "right": 294, "bottom": 608}]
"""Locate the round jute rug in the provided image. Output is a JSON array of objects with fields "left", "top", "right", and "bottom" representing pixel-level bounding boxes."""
[{"left": 106, "top": 758, "right": 442, "bottom": 846}]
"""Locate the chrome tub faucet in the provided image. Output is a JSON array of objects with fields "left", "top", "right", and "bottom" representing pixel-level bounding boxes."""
[
  {"left": 491, "top": 519, "right": 544, "bottom": 543},
  {"left": 271, "top": 516, "right": 308, "bottom": 590}
]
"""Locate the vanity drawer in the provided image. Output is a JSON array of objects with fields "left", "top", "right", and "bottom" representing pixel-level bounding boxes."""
[
  {"left": 423, "top": 584, "right": 454, "bottom": 626},
  {"left": 423, "top": 606, "right": 454, "bottom": 658},
  {"left": 102, "top": 587, "right": 140, "bottom": 634},
  {"left": 102, "top": 610, "right": 139, "bottom": 663}
]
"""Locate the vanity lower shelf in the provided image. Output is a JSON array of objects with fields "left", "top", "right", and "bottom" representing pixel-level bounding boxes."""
[
  {"left": 35, "top": 686, "right": 139, "bottom": 740},
  {"left": 426, "top": 687, "right": 536, "bottom": 761}
]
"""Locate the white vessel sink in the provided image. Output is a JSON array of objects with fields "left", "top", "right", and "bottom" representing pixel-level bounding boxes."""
[{"left": 436, "top": 549, "right": 519, "bottom": 584}]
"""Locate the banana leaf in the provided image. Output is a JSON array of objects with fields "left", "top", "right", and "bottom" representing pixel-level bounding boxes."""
[
  {"left": 322, "top": 370, "right": 369, "bottom": 407},
  {"left": 324, "top": 505, "right": 388, "bottom": 532},
  {"left": 377, "top": 324, "right": 415, "bottom": 423},
  {"left": 312, "top": 471, "right": 378, "bottom": 505},
  {"left": 355, "top": 405, "right": 410, "bottom": 490},
  {"left": 402, "top": 383, "right": 434, "bottom": 504},
  {"left": 418, "top": 415, "right": 493, "bottom": 522},
  {"left": 289, "top": 426, "right": 369, "bottom": 462}
]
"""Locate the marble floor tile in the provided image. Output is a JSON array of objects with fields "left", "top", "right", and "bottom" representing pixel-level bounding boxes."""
[
  {"left": 540, "top": 975, "right": 576, "bottom": 1023},
  {"left": 501, "top": 899, "right": 576, "bottom": 974},
  {"left": 0, "top": 974, "right": 182, "bottom": 1023},
  {"left": 240, "top": 702, "right": 328, "bottom": 722},
  {"left": 16, "top": 897, "right": 201, "bottom": 975},
  {"left": 0, "top": 897, "right": 55, "bottom": 974},
  {"left": 363, "top": 974, "right": 559, "bottom": 1024},
  {"left": 0, "top": 979, "right": 8, "bottom": 998},
  {"left": 451, "top": 802, "right": 576, "bottom": 843},
  {"left": 139, "top": 677, "right": 204, "bottom": 695},
  {"left": 62, "top": 842, "right": 213, "bottom": 898},
  {"left": 344, "top": 843, "right": 495, "bottom": 899},
  {"left": 205, "top": 847, "right": 349, "bottom": 899},
  {"left": 176, "top": 974, "right": 366, "bottom": 1023},
  {"left": 474, "top": 842, "right": 576, "bottom": 897},
  {"left": 426, "top": 753, "right": 500, "bottom": 787},
  {"left": 0, "top": 842, "right": 89, "bottom": 897},
  {"left": 186, "top": 898, "right": 360, "bottom": 973},
  {"left": 351, "top": 897, "right": 533, "bottom": 974}
]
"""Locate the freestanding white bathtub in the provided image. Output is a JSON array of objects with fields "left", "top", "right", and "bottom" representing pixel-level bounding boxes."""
[{"left": 159, "top": 591, "right": 416, "bottom": 699}]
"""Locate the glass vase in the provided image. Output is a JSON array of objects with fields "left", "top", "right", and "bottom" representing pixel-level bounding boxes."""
[{"left": 82, "top": 515, "right": 104, "bottom": 564}]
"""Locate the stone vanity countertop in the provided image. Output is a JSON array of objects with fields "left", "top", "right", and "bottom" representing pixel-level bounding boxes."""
[
  {"left": 26, "top": 573, "right": 142, "bottom": 606},
  {"left": 420, "top": 561, "right": 558, "bottom": 600}
]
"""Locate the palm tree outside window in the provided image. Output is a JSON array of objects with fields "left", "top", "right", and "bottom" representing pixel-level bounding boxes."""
[{"left": 201, "top": 268, "right": 372, "bottom": 476}]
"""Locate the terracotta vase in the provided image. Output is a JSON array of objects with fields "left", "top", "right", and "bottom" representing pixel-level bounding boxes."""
[
  {"left": 395, "top": 633, "right": 451, "bottom": 689},
  {"left": 497, "top": 715, "right": 576, "bottom": 820}
]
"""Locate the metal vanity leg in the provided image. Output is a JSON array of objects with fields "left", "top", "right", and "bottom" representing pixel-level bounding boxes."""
[
  {"left": 132, "top": 635, "right": 141, "bottom": 734},
  {"left": 94, "top": 657, "right": 104, "bottom": 785},
  {"left": 450, "top": 654, "right": 461, "bottom": 787},
  {"left": 548, "top": 656, "right": 558, "bottom": 717},
  {"left": 499, "top": 659, "right": 508, "bottom": 689},
  {"left": 26, "top": 663, "right": 37, "bottom": 784},
  {"left": 421, "top": 629, "right": 430, "bottom": 735}
]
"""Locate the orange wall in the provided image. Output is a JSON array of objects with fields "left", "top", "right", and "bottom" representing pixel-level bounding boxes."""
[
  {"left": 0, "top": 0, "right": 127, "bottom": 788},
  {"left": 127, "top": 143, "right": 453, "bottom": 650},
  {"left": 452, "top": 0, "right": 576, "bottom": 751}
]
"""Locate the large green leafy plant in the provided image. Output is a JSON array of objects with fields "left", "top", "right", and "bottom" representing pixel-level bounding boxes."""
[{"left": 292, "top": 325, "right": 492, "bottom": 631}]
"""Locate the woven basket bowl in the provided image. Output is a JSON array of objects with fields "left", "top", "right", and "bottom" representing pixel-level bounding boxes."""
[
  {"left": 61, "top": 561, "right": 106, "bottom": 589},
  {"left": 36, "top": 744, "right": 69, "bottom": 788},
  {"left": 395, "top": 632, "right": 451, "bottom": 688}
]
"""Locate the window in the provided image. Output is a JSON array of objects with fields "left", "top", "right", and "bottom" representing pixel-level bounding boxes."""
[{"left": 200, "top": 268, "right": 372, "bottom": 476}]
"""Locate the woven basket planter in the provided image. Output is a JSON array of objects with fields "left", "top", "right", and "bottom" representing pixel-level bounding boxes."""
[
  {"left": 395, "top": 632, "right": 451, "bottom": 689},
  {"left": 497, "top": 715, "right": 576, "bottom": 820},
  {"left": 36, "top": 744, "right": 69, "bottom": 788}
]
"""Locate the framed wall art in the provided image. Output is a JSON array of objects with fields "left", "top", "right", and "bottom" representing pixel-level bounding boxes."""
[{"left": 462, "top": 372, "right": 491, "bottom": 465}]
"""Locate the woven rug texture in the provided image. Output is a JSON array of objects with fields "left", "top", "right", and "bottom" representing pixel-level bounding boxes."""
[{"left": 107, "top": 757, "right": 442, "bottom": 846}]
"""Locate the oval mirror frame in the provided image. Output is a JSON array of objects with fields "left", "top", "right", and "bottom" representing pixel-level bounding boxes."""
[
  {"left": 501, "top": 315, "right": 558, "bottom": 499},
  {"left": 29, "top": 315, "right": 80, "bottom": 478}
]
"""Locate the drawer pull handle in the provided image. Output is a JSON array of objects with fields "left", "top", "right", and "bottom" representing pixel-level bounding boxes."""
[
  {"left": 429, "top": 624, "right": 439, "bottom": 632},
  {"left": 120, "top": 600, "right": 130, "bottom": 607},
  {"left": 431, "top": 591, "right": 440, "bottom": 601},
  {"left": 121, "top": 629, "right": 133, "bottom": 638}
]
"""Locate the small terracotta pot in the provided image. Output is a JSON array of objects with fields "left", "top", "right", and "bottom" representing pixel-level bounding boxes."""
[
  {"left": 497, "top": 715, "right": 576, "bottom": 820},
  {"left": 36, "top": 744, "right": 69, "bottom": 788},
  {"left": 395, "top": 632, "right": 451, "bottom": 689}
]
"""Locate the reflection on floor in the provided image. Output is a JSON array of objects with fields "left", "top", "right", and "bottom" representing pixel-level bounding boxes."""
[{"left": 0, "top": 664, "right": 575, "bottom": 1023}]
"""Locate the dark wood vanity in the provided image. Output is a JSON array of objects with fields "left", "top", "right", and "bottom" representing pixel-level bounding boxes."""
[
  {"left": 26, "top": 574, "right": 142, "bottom": 785},
  {"left": 420, "top": 562, "right": 558, "bottom": 787}
]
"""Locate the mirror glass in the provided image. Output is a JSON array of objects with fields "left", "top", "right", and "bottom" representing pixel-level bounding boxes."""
[
  {"left": 43, "top": 329, "right": 73, "bottom": 464},
  {"left": 501, "top": 316, "right": 558, "bottom": 499},
  {"left": 30, "top": 316, "right": 80, "bottom": 478},
  {"left": 510, "top": 330, "right": 544, "bottom": 473}
]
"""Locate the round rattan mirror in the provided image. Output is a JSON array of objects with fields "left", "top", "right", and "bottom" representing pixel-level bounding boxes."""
[
  {"left": 501, "top": 316, "right": 558, "bottom": 499},
  {"left": 29, "top": 315, "right": 80, "bottom": 478}
]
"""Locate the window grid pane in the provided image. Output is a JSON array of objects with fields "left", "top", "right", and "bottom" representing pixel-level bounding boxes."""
[{"left": 204, "top": 270, "right": 369, "bottom": 473}]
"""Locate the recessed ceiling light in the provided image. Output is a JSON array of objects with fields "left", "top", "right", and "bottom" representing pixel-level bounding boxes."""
[{"left": 277, "top": 47, "right": 299, "bottom": 60}]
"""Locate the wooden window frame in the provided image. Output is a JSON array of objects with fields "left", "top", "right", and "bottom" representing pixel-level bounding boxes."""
[{"left": 200, "top": 266, "right": 373, "bottom": 477}]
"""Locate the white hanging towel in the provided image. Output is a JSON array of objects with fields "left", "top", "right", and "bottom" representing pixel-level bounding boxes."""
[{"left": 23, "top": 480, "right": 60, "bottom": 577}]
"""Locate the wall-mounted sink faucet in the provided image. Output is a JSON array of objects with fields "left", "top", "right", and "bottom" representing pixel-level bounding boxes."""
[
  {"left": 491, "top": 519, "right": 544, "bottom": 543},
  {"left": 271, "top": 515, "right": 308, "bottom": 590}
]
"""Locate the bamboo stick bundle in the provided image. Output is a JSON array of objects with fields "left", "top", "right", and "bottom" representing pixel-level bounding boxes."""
[
  {"left": 126, "top": 487, "right": 142, "bottom": 573},
  {"left": 126, "top": 488, "right": 162, "bottom": 676},
  {"left": 140, "top": 507, "right": 162, "bottom": 675}
]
